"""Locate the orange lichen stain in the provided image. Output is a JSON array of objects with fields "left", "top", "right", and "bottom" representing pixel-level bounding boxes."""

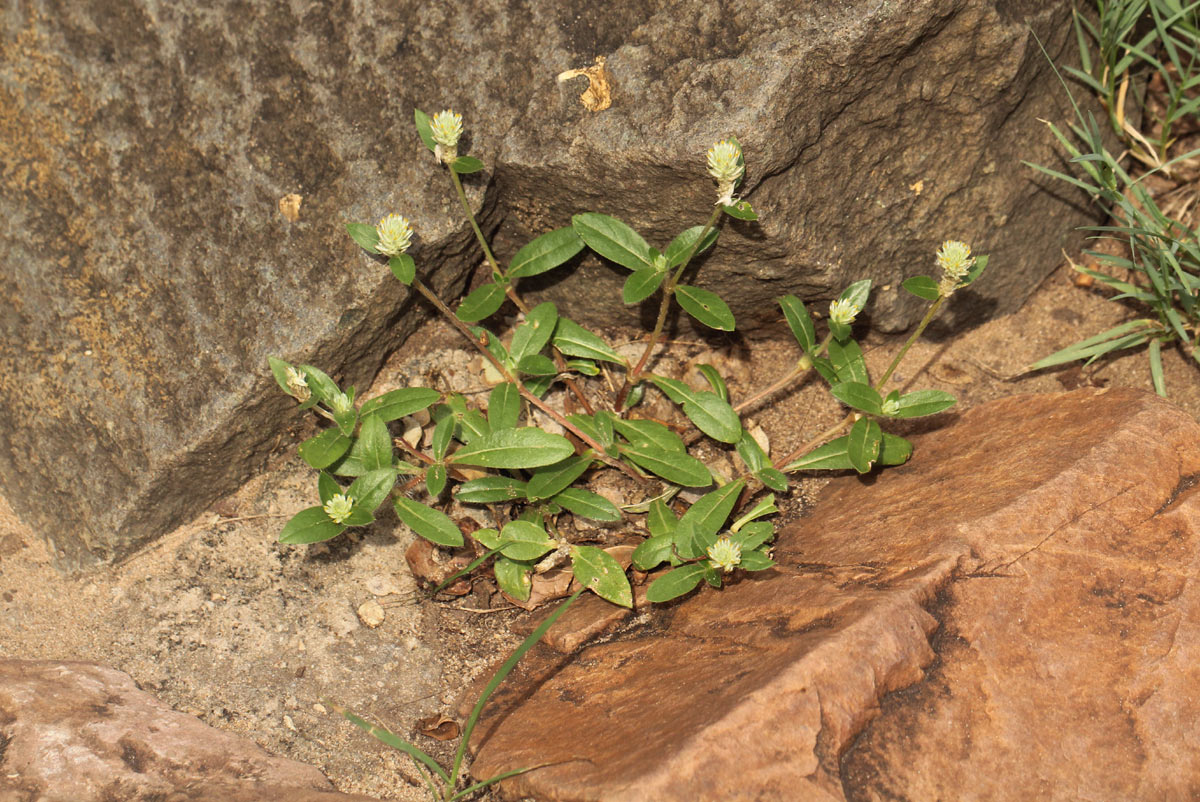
[
  {"left": 279, "top": 193, "right": 302, "bottom": 222},
  {"left": 556, "top": 56, "right": 613, "bottom": 112},
  {"left": 909, "top": 179, "right": 924, "bottom": 195},
  {"left": 0, "top": 13, "right": 167, "bottom": 421}
]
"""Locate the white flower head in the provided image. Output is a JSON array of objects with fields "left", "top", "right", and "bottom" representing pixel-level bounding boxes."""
[
  {"left": 285, "top": 366, "right": 311, "bottom": 402},
  {"left": 323, "top": 493, "right": 354, "bottom": 524},
  {"left": 375, "top": 214, "right": 413, "bottom": 257},
  {"left": 881, "top": 396, "right": 900, "bottom": 416},
  {"left": 829, "top": 298, "right": 861, "bottom": 326},
  {"left": 329, "top": 391, "right": 353, "bottom": 416},
  {"left": 431, "top": 109, "right": 463, "bottom": 163},
  {"left": 706, "top": 535, "right": 742, "bottom": 574},
  {"left": 935, "top": 240, "right": 974, "bottom": 296},
  {"left": 707, "top": 139, "right": 744, "bottom": 206}
]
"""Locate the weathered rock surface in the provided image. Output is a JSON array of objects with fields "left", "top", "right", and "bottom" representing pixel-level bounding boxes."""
[
  {"left": 0, "top": 660, "right": 382, "bottom": 801},
  {"left": 2, "top": 0, "right": 1095, "bottom": 567},
  {"left": 467, "top": 388, "right": 1200, "bottom": 801}
]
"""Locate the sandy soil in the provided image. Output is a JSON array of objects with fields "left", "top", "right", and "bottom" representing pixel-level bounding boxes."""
[{"left": 2, "top": 251, "right": 1198, "bottom": 800}]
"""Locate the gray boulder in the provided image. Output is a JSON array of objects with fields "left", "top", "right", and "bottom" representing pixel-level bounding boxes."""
[{"left": 0, "top": 0, "right": 1092, "bottom": 567}]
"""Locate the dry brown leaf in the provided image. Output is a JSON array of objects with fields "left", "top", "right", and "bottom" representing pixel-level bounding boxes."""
[
  {"left": 556, "top": 56, "right": 613, "bottom": 112},
  {"left": 278, "top": 193, "right": 302, "bottom": 222},
  {"left": 416, "top": 714, "right": 461, "bottom": 741}
]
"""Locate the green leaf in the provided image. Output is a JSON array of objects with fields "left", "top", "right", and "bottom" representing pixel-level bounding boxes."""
[
  {"left": 413, "top": 108, "right": 436, "bottom": 153},
  {"left": 299, "top": 429, "right": 353, "bottom": 470},
  {"left": 893, "top": 389, "right": 957, "bottom": 418},
  {"left": 736, "top": 429, "right": 767, "bottom": 472},
  {"left": 785, "top": 435, "right": 854, "bottom": 472},
  {"left": 571, "top": 545, "right": 632, "bottom": 607},
  {"left": 498, "top": 520, "right": 556, "bottom": 561},
  {"left": 472, "top": 527, "right": 501, "bottom": 549},
  {"left": 779, "top": 296, "right": 816, "bottom": 355},
  {"left": 488, "top": 383, "right": 521, "bottom": 430},
  {"left": 623, "top": 267, "right": 667, "bottom": 304},
  {"left": 612, "top": 417, "right": 685, "bottom": 453},
  {"left": 493, "top": 555, "right": 533, "bottom": 601},
  {"left": 507, "top": 226, "right": 585, "bottom": 279},
  {"left": 645, "top": 564, "right": 707, "bottom": 603},
  {"left": 457, "top": 410, "right": 491, "bottom": 443},
  {"left": 431, "top": 413, "right": 454, "bottom": 460},
  {"left": 837, "top": 279, "right": 872, "bottom": 311},
  {"left": 359, "top": 387, "right": 441, "bottom": 423},
  {"left": 847, "top": 417, "right": 883, "bottom": 474},
  {"left": 349, "top": 468, "right": 398, "bottom": 514},
  {"left": 755, "top": 467, "right": 789, "bottom": 492},
  {"left": 721, "top": 200, "right": 757, "bottom": 220},
  {"left": 393, "top": 497, "right": 464, "bottom": 547},
  {"left": 664, "top": 226, "right": 719, "bottom": 267},
  {"left": 680, "top": 479, "right": 745, "bottom": 551},
  {"left": 516, "top": 354, "right": 557, "bottom": 376},
  {"left": 675, "top": 285, "right": 736, "bottom": 331},
  {"left": 449, "top": 428, "right": 574, "bottom": 469},
  {"left": 647, "top": 498, "right": 677, "bottom": 538},
  {"left": 739, "top": 550, "right": 776, "bottom": 571},
  {"left": 828, "top": 318, "right": 853, "bottom": 344},
  {"left": 878, "top": 433, "right": 913, "bottom": 466},
  {"left": 389, "top": 254, "right": 415, "bottom": 285},
  {"left": 425, "top": 464, "right": 446, "bottom": 497},
  {"left": 902, "top": 275, "right": 940, "bottom": 301},
  {"left": 279, "top": 506, "right": 346, "bottom": 545},
  {"left": 671, "top": 517, "right": 702, "bottom": 559},
  {"left": 299, "top": 365, "right": 340, "bottom": 405},
  {"left": 572, "top": 212, "right": 656, "bottom": 272},
  {"left": 526, "top": 455, "right": 591, "bottom": 501},
  {"left": 522, "top": 373, "right": 555, "bottom": 397},
  {"left": 509, "top": 302, "right": 558, "bottom": 364},
  {"left": 567, "top": 413, "right": 612, "bottom": 450},
  {"left": 632, "top": 534, "right": 674, "bottom": 571},
  {"left": 451, "top": 155, "right": 484, "bottom": 174},
  {"left": 618, "top": 443, "right": 712, "bottom": 487},
  {"left": 567, "top": 358, "right": 599, "bottom": 376},
  {"left": 456, "top": 283, "right": 507, "bottom": 323},
  {"left": 553, "top": 488, "right": 621, "bottom": 521},
  {"left": 552, "top": 318, "right": 625, "bottom": 364},
  {"left": 455, "top": 476, "right": 528, "bottom": 503},
  {"left": 831, "top": 382, "right": 883, "bottom": 415},
  {"left": 649, "top": 376, "right": 741, "bottom": 444},
  {"left": 828, "top": 339, "right": 869, "bottom": 385},
  {"left": 731, "top": 494, "right": 776, "bottom": 532},
  {"left": 730, "top": 520, "right": 774, "bottom": 551},
  {"left": 354, "top": 414, "right": 393, "bottom": 472},
  {"left": 317, "top": 472, "right": 341, "bottom": 505},
  {"left": 961, "top": 253, "right": 988, "bottom": 287},
  {"left": 810, "top": 355, "right": 838, "bottom": 384},
  {"left": 696, "top": 364, "right": 728, "bottom": 401},
  {"left": 346, "top": 223, "right": 380, "bottom": 254},
  {"left": 269, "top": 357, "right": 296, "bottom": 395}
]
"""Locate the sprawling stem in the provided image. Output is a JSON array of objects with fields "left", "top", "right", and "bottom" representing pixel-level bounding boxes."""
[
  {"left": 874, "top": 295, "right": 945, "bottom": 393},
  {"left": 732, "top": 333, "right": 832, "bottom": 415},
  {"left": 617, "top": 206, "right": 723, "bottom": 411},
  {"left": 772, "top": 412, "right": 855, "bottom": 471},
  {"left": 448, "top": 167, "right": 502, "bottom": 278},
  {"left": 410, "top": 277, "right": 646, "bottom": 484}
]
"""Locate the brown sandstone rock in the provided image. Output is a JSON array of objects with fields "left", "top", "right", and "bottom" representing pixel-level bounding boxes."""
[
  {"left": 466, "top": 388, "right": 1200, "bottom": 801},
  {"left": 0, "top": 660, "right": 381, "bottom": 802}
]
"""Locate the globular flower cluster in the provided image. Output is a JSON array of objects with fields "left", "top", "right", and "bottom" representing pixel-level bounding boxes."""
[
  {"left": 936, "top": 240, "right": 975, "bottom": 297},
  {"left": 829, "top": 298, "right": 861, "bottom": 326},
  {"left": 285, "top": 366, "right": 310, "bottom": 402},
  {"left": 329, "top": 391, "right": 353, "bottom": 416},
  {"left": 706, "top": 139, "right": 744, "bottom": 206},
  {"left": 323, "top": 493, "right": 354, "bottom": 524},
  {"left": 431, "top": 109, "right": 463, "bottom": 163},
  {"left": 706, "top": 535, "right": 742, "bottom": 573},
  {"left": 376, "top": 214, "right": 413, "bottom": 257}
]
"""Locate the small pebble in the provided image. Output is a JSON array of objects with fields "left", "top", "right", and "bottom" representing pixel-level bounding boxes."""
[
  {"left": 357, "top": 599, "right": 385, "bottom": 628},
  {"left": 283, "top": 714, "right": 297, "bottom": 731}
]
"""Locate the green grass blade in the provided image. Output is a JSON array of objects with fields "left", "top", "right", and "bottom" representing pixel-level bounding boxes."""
[
  {"left": 331, "top": 704, "right": 450, "bottom": 784},
  {"left": 449, "top": 588, "right": 585, "bottom": 789},
  {"left": 1149, "top": 338, "right": 1166, "bottom": 397}
]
